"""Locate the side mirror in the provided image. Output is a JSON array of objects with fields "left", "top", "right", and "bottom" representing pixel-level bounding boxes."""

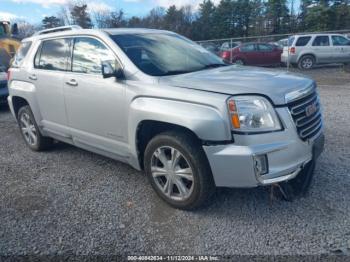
[
  {"left": 102, "top": 61, "right": 115, "bottom": 79},
  {"left": 102, "top": 61, "right": 124, "bottom": 79}
]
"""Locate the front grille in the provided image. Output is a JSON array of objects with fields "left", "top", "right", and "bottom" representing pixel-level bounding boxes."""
[{"left": 288, "top": 87, "right": 322, "bottom": 141}]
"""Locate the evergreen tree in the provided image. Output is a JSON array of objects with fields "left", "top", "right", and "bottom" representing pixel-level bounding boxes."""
[
  {"left": 42, "top": 16, "right": 63, "bottom": 29},
  {"left": 70, "top": 4, "right": 93, "bottom": 28}
]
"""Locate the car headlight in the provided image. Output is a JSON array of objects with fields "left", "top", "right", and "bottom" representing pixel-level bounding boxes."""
[{"left": 227, "top": 96, "right": 282, "bottom": 133}]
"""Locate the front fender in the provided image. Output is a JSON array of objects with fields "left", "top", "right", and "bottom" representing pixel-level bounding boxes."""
[{"left": 128, "top": 96, "right": 231, "bottom": 159}]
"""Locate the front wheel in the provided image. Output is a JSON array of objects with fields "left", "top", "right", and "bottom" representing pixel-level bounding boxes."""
[{"left": 144, "top": 131, "right": 215, "bottom": 210}]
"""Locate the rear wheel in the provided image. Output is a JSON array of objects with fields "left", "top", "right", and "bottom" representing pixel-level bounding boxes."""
[
  {"left": 17, "top": 105, "right": 53, "bottom": 151},
  {"left": 144, "top": 131, "right": 215, "bottom": 210},
  {"left": 298, "top": 55, "right": 315, "bottom": 70}
]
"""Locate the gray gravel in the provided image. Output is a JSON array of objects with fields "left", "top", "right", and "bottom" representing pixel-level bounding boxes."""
[{"left": 0, "top": 68, "right": 350, "bottom": 256}]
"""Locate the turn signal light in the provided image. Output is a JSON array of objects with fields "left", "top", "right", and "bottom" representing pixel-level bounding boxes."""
[
  {"left": 289, "top": 47, "right": 296, "bottom": 54},
  {"left": 228, "top": 99, "right": 240, "bottom": 128}
]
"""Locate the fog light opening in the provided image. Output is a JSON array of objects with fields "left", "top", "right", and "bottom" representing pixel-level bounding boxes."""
[{"left": 254, "top": 154, "right": 269, "bottom": 176}]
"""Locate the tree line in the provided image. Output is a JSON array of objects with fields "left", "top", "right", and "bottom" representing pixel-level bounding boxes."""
[{"left": 39, "top": 0, "right": 350, "bottom": 41}]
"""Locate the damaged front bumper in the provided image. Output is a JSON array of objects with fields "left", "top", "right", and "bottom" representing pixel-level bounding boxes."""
[{"left": 203, "top": 108, "right": 325, "bottom": 188}]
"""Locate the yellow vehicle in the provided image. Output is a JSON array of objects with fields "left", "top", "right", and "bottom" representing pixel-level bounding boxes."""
[{"left": 0, "top": 21, "right": 21, "bottom": 69}]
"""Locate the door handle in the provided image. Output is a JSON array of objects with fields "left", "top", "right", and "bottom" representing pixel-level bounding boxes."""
[
  {"left": 66, "top": 79, "right": 78, "bottom": 87},
  {"left": 28, "top": 74, "right": 37, "bottom": 81}
]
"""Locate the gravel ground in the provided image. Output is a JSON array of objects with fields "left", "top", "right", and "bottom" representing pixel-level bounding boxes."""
[{"left": 0, "top": 67, "right": 350, "bottom": 257}]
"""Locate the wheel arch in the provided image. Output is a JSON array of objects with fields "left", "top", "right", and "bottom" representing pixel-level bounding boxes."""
[
  {"left": 128, "top": 97, "right": 231, "bottom": 170},
  {"left": 298, "top": 53, "right": 317, "bottom": 64},
  {"left": 11, "top": 96, "right": 29, "bottom": 119},
  {"left": 135, "top": 120, "right": 200, "bottom": 170}
]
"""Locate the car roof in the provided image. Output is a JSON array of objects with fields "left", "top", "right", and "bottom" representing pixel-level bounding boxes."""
[
  {"left": 292, "top": 33, "right": 344, "bottom": 37},
  {"left": 22, "top": 27, "right": 174, "bottom": 43},
  {"left": 103, "top": 28, "right": 173, "bottom": 35}
]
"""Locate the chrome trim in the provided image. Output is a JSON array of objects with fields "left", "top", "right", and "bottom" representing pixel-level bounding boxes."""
[
  {"left": 285, "top": 83, "right": 316, "bottom": 104},
  {"left": 300, "top": 119, "right": 323, "bottom": 139},
  {"left": 290, "top": 94, "right": 318, "bottom": 114},
  {"left": 296, "top": 111, "right": 321, "bottom": 127},
  {"left": 259, "top": 168, "right": 301, "bottom": 185}
]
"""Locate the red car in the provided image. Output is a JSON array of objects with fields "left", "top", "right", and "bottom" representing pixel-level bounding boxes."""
[{"left": 220, "top": 42, "right": 282, "bottom": 66}]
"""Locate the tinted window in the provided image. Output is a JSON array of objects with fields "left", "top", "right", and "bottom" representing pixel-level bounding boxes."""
[
  {"left": 312, "top": 36, "right": 329, "bottom": 46},
  {"left": 332, "top": 35, "right": 350, "bottom": 46},
  {"left": 296, "top": 36, "right": 311, "bottom": 46},
  {"left": 36, "top": 39, "right": 70, "bottom": 71},
  {"left": 72, "top": 37, "right": 116, "bottom": 74},
  {"left": 240, "top": 44, "right": 255, "bottom": 52},
  {"left": 12, "top": 41, "right": 32, "bottom": 68},
  {"left": 258, "top": 44, "right": 273, "bottom": 51}
]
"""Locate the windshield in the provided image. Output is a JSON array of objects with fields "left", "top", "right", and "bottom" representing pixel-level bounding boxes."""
[{"left": 110, "top": 33, "right": 227, "bottom": 76}]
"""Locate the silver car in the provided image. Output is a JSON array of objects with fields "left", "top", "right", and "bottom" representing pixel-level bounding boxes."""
[
  {"left": 281, "top": 33, "right": 350, "bottom": 69},
  {"left": 8, "top": 26, "right": 324, "bottom": 209}
]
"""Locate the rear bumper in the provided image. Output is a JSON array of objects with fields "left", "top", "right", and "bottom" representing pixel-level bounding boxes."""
[
  {"left": 203, "top": 107, "right": 324, "bottom": 188},
  {"left": 281, "top": 54, "right": 298, "bottom": 64}
]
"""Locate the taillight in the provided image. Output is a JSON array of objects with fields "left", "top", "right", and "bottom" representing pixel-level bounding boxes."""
[
  {"left": 289, "top": 47, "right": 296, "bottom": 54},
  {"left": 7, "top": 70, "right": 11, "bottom": 81},
  {"left": 221, "top": 51, "right": 231, "bottom": 60}
]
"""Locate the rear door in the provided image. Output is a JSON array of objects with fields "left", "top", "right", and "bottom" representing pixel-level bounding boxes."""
[
  {"left": 257, "top": 43, "right": 280, "bottom": 65},
  {"left": 311, "top": 35, "right": 332, "bottom": 63},
  {"left": 29, "top": 38, "right": 71, "bottom": 134},
  {"left": 63, "top": 36, "right": 127, "bottom": 155},
  {"left": 331, "top": 35, "right": 350, "bottom": 63},
  {"left": 239, "top": 43, "right": 259, "bottom": 65}
]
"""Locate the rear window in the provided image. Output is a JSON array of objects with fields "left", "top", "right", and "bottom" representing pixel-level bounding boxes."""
[
  {"left": 258, "top": 44, "right": 273, "bottom": 51},
  {"left": 34, "top": 38, "right": 70, "bottom": 71},
  {"left": 11, "top": 41, "right": 32, "bottom": 68},
  {"left": 240, "top": 44, "right": 255, "bottom": 52},
  {"left": 288, "top": 37, "right": 295, "bottom": 46},
  {"left": 295, "top": 36, "right": 311, "bottom": 46}
]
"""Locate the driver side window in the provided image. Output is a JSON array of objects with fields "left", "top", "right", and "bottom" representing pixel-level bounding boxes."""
[
  {"left": 332, "top": 35, "right": 350, "bottom": 46},
  {"left": 72, "top": 37, "right": 117, "bottom": 75}
]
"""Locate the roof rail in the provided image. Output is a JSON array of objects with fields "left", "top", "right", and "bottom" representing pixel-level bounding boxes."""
[{"left": 34, "top": 25, "right": 82, "bottom": 36}]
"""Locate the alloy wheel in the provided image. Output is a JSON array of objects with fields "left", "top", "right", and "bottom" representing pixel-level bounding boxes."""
[
  {"left": 19, "top": 112, "right": 38, "bottom": 146},
  {"left": 301, "top": 58, "right": 313, "bottom": 69},
  {"left": 151, "top": 146, "right": 194, "bottom": 201}
]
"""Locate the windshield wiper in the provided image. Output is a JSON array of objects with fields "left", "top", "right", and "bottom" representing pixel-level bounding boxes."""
[
  {"left": 203, "top": 63, "right": 228, "bottom": 69},
  {"left": 195, "top": 63, "right": 229, "bottom": 72},
  {"left": 161, "top": 70, "right": 193, "bottom": 76}
]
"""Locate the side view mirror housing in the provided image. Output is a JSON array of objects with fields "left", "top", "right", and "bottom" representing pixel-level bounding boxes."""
[{"left": 102, "top": 61, "right": 124, "bottom": 79}]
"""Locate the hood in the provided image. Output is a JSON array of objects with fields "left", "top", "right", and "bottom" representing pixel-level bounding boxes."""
[{"left": 159, "top": 65, "right": 314, "bottom": 105}]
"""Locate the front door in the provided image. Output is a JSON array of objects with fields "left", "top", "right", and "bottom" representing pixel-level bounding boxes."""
[
  {"left": 331, "top": 35, "right": 350, "bottom": 63},
  {"left": 63, "top": 36, "right": 127, "bottom": 156}
]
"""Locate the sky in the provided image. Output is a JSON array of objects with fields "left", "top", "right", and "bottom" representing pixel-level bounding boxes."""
[{"left": 0, "top": 0, "right": 217, "bottom": 24}]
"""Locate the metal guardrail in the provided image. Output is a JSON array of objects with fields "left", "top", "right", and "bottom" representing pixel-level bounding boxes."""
[{"left": 196, "top": 29, "right": 350, "bottom": 70}]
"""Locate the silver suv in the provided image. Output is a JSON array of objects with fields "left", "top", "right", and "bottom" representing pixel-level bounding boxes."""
[
  {"left": 8, "top": 26, "right": 324, "bottom": 209},
  {"left": 281, "top": 33, "right": 350, "bottom": 69}
]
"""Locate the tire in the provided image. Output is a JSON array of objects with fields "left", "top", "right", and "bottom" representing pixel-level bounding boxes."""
[
  {"left": 144, "top": 131, "right": 215, "bottom": 210},
  {"left": 17, "top": 105, "right": 53, "bottom": 151},
  {"left": 298, "top": 55, "right": 315, "bottom": 70}
]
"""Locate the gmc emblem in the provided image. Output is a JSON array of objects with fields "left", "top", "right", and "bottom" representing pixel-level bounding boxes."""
[{"left": 305, "top": 103, "right": 317, "bottom": 117}]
